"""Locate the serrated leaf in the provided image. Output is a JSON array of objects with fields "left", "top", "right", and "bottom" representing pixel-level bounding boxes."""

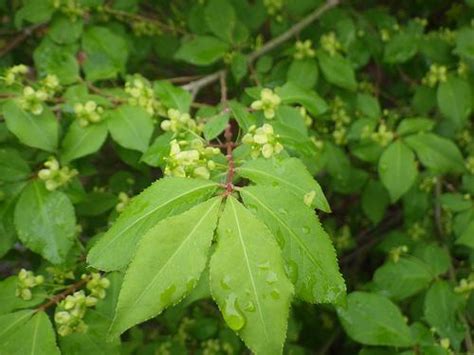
[
  {"left": 175, "top": 36, "right": 229, "bottom": 66},
  {"left": 0, "top": 277, "right": 46, "bottom": 315},
  {"left": 396, "top": 118, "right": 435, "bottom": 136},
  {"left": 87, "top": 178, "right": 218, "bottom": 271},
  {"left": 373, "top": 257, "right": 434, "bottom": 300},
  {"left": 237, "top": 158, "right": 330, "bottom": 212},
  {"left": 240, "top": 186, "right": 345, "bottom": 304},
  {"left": 0, "top": 310, "right": 35, "bottom": 343},
  {"left": 437, "top": 76, "right": 472, "bottom": 128},
  {"left": 0, "top": 148, "right": 30, "bottom": 182},
  {"left": 383, "top": 31, "right": 418, "bottom": 63},
  {"left": 405, "top": 133, "right": 465, "bottom": 174},
  {"left": 61, "top": 121, "right": 108, "bottom": 163},
  {"left": 287, "top": 59, "right": 318, "bottom": 89},
  {"left": 378, "top": 140, "right": 418, "bottom": 202},
  {"left": 337, "top": 292, "right": 414, "bottom": 347},
  {"left": 107, "top": 105, "right": 154, "bottom": 153},
  {"left": 110, "top": 197, "right": 221, "bottom": 336},
  {"left": 203, "top": 112, "right": 229, "bottom": 140},
  {"left": 204, "top": 0, "right": 236, "bottom": 42},
  {"left": 361, "top": 180, "right": 390, "bottom": 224},
  {"left": 424, "top": 281, "right": 466, "bottom": 350},
  {"left": 456, "top": 220, "right": 474, "bottom": 248},
  {"left": 209, "top": 196, "right": 293, "bottom": 354},
  {"left": 318, "top": 52, "right": 357, "bottom": 91},
  {"left": 14, "top": 181, "right": 76, "bottom": 264},
  {"left": 141, "top": 132, "right": 173, "bottom": 168},
  {"left": 276, "top": 82, "right": 327, "bottom": 116},
  {"left": 2, "top": 100, "right": 58, "bottom": 152},
  {"left": 229, "top": 101, "right": 256, "bottom": 131},
  {"left": 0, "top": 311, "right": 60, "bottom": 355}
]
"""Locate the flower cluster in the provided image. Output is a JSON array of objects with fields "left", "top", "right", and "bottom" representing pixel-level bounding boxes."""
[
  {"left": 40, "top": 74, "right": 61, "bottom": 96},
  {"left": 294, "top": 40, "right": 316, "bottom": 60},
  {"left": 131, "top": 20, "right": 162, "bottom": 37},
  {"left": 370, "top": 123, "right": 394, "bottom": 147},
  {"left": 46, "top": 267, "right": 75, "bottom": 284},
  {"left": 421, "top": 64, "right": 448, "bottom": 87},
  {"left": 164, "top": 139, "right": 220, "bottom": 179},
  {"left": 52, "top": 0, "right": 87, "bottom": 21},
  {"left": 408, "top": 222, "right": 426, "bottom": 240},
  {"left": 73, "top": 101, "right": 104, "bottom": 127},
  {"left": 263, "top": 0, "right": 284, "bottom": 16},
  {"left": 389, "top": 245, "right": 409, "bottom": 263},
  {"left": 125, "top": 75, "right": 163, "bottom": 116},
  {"left": 38, "top": 157, "right": 78, "bottom": 191},
  {"left": 454, "top": 275, "right": 474, "bottom": 296},
  {"left": 54, "top": 291, "right": 98, "bottom": 336},
  {"left": 330, "top": 97, "right": 351, "bottom": 145},
  {"left": 116, "top": 192, "right": 130, "bottom": 213},
  {"left": 299, "top": 107, "right": 313, "bottom": 127},
  {"left": 161, "top": 109, "right": 202, "bottom": 137},
  {"left": 466, "top": 156, "right": 474, "bottom": 175},
  {"left": 250, "top": 88, "right": 281, "bottom": 119},
  {"left": 18, "top": 86, "right": 48, "bottom": 115},
  {"left": 320, "top": 32, "right": 342, "bottom": 56},
  {"left": 16, "top": 269, "right": 44, "bottom": 300},
  {"left": 2, "top": 64, "right": 28, "bottom": 86},
  {"left": 242, "top": 124, "right": 283, "bottom": 159},
  {"left": 419, "top": 176, "right": 438, "bottom": 193},
  {"left": 202, "top": 339, "right": 234, "bottom": 355},
  {"left": 84, "top": 272, "right": 110, "bottom": 299}
]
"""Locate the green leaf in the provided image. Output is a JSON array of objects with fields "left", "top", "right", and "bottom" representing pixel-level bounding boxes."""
[
  {"left": 110, "top": 197, "right": 221, "bottom": 336},
  {"left": 3, "top": 100, "right": 58, "bottom": 152},
  {"left": 373, "top": 257, "right": 433, "bottom": 300},
  {"left": 0, "top": 311, "right": 60, "bottom": 355},
  {"left": 231, "top": 53, "right": 248, "bottom": 83},
  {"left": 0, "top": 148, "right": 30, "bottom": 182},
  {"left": 412, "top": 243, "right": 450, "bottom": 276},
  {"left": 87, "top": 178, "right": 218, "bottom": 271},
  {"left": 455, "top": 27, "right": 474, "bottom": 60},
  {"left": 107, "top": 105, "right": 154, "bottom": 153},
  {"left": 203, "top": 112, "right": 230, "bottom": 140},
  {"left": 0, "top": 310, "right": 35, "bottom": 343},
  {"left": 237, "top": 157, "right": 330, "bottom": 212},
  {"left": 229, "top": 101, "right": 256, "bottom": 131},
  {"left": 175, "top": 36, "right": 230, "bottom": 66},
  {"left": 383, "top": 31, "right": 418, "bottom": 63},
  {"left": 0, "top": 277, "right": 46, "bottom": 315},
  {"left": 378, "top": 140, "right": 418, "bottom": 202},
  {"left": 0, "top": 200, "right": 17, "bottom": 258},
  {"left": 61, "top": 121, "right": 108, "bottom": 163},
  {"left": 437, "top": 76, "right": 472, "bottom": 128},
  {"left": 287, "top": 59, "right": 318, "bottom": 89},
  {"left": 14, "top": 181, "right": 76, "bottom": 264},
  {"left": 204, "top": 0, "right": 236, "bottom": 42},
  {"left": 209, "top": 196, "right": 293, "bottom": 354},
  {"left": 153, "top": 81, "right": 192, "bottom": 113},
  {"left": 396, "top": 118, "right": 435, "bottom": 136},
  {"left": 240, "top": 186, "right": 345, "bottom": 303},
  {"left": 356, "top": 93, "right": 381, "bottom": 120},
  {"left": 82, "top": 26, "right": 129, "bottom": 82},
  {"left": 424, "top": 281, "right": 466, "bottom": 350},
  {"left": 405, "top": 133, "right": 465, "bottom": 174},
  {"left": 361, "top": 180, "right": 390, "bottom": 224},
  {"left": 456, "top": 220, "right": 474, "bottom": 248},
  {"left": 33, "top": 38, "right": 79, "bottom": 85},
  {"left": 48, "top": 15, "right": 84, "bottom": 44},
  {"left": 337, "top": 292, "right": 414, "bottom": 347},
  {"left": 318, "top": 52, "right": 357, "bottom": 91},
  {"left": 141, "top": 132, "right": 173, "bottom": 168},
  {"left": 276, "top": 82, "right": 328, "bottom": 116},
  {"left": 14, "top": 0, "right": 54, "bottom": 26}
]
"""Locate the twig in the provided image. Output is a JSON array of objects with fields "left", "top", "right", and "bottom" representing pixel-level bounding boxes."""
[
  {"left": 0, "top": 23, "right": 45, "bottom": 58},
  {"left": 36, "top": 277, "right": 89, "bottom": 312},
  {"left": 181, "top": 0, "right": 339, "bottom": 98}
]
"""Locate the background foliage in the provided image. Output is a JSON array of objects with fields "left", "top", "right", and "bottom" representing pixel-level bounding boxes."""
[{"left": 1, "top": 0, "right": 474, "bottom": 354}]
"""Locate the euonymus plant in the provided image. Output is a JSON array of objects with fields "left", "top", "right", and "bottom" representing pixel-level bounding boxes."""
[{"left": 1, "top": 0, "right": 474, "bottom": 354}]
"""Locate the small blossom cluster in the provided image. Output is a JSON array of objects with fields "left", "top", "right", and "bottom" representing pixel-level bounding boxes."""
[
  {"left": 46, "top": 267, "right": 75, "bottom": 284},
  {"left": 299, "top": 107, "right": 313, "bottom": 127},
  {"left": 52, "top": 0, "right": 86, "bottom": 21},
  {"left": 320, "top": 32, "right": 342, "bottom": 56},
  {"left": 74, "top": 101, "right": 104, "bottom": 127},
  {"left": 370, "top": 123, "right": 394, "bottom": 147},
  {"left": 131, "top": 20, "right": 162, "bottom": 37},
  {"left": 16, "top": 269, "right": 44, "bottom": 300},
  {"left": 250, "top": 88, "right": 281, "bottom": 119},
  {"left": 454, "top": 275, "right": 474, "bottom": 296},
  {"left": 419, "top": 176, "right": 438, "bottom": 193},
  {"left": 202, "top": 339, "right": 234, "bottom": 355},
  {"left": 242, "top": 124, "right": 283, "bottom": 159},
  {"left": 38, "top": 157, "right": 78, "bottom": 191},
  {"left": 422, "top": 64, "right": 447, "bottom": 87},
  {"left": 389, "top": 245, "right": 409, "bottom": 263},
  {"left": 125, "top": 75, "right": 163, "bottom": 116},
  {"left": 294, "top": 40, "right": 316, "bottom": 60},
  {"left": 14, "top": 73, "right": 60, "bottom": 115},
  {"left": 164, "top": 139, "right": 220, "bottom": 179},
  {"left": 263, "top": 0, "right": 284, "bottom": 16},
  {"left": 116, "top": 192, "right": 130, "bottom": 213},
  {"left": 54, "top": 273, "right": 110, "bottom": 337},
  {"left": 2, "top": 64, "right": 28, "bottom": 86},
  {"left": 330, "top": 97, "right": 351, "bottom": 145},
  {"left": 161, "top": 109, "right": 203, "bottom": 137}
]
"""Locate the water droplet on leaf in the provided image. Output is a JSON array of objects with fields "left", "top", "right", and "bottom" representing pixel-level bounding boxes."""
[{"left": 223, "top": 293, "right": 245, "bottom": 331}]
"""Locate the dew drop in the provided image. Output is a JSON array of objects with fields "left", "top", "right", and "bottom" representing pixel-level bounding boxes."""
[
  {"left": 243, "top": 300, "right": 256, "bottom": 312},
  {"left": 223, "top": 293, "right": 245, "bottom": 331},
  {"left": 257, "top": 261, "right": 270, "bottom": 270},
  {"left": 160, "top": 284, "right": 176, "bottom": 305},
  {"left": 285, "top": 260, "right": 299, "bottom": 284},
  {"left": 186, "top": 277, "right": 197, "bottom": 292},
  {"left": 278, "top": 208, "right": 288, "bottom": 215},
  {"left": 221, "top": 275, "right": 232, "bottom": 290},
  {"left": 302, "top": 226, "right": 310, "bottom": 234},
  {"left": 266, "top": 271, "right": 278, "bottom": 285},
  {"left": 270, "top": 289, "right": 280, "bottom": 300},
  {"left": 274, "top": 231, "right": 286, "bottom": 248}
]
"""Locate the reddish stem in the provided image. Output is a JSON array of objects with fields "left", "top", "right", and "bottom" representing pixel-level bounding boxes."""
[{"left": 36, "top": 277, "right": 89, "bottom": 312}]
